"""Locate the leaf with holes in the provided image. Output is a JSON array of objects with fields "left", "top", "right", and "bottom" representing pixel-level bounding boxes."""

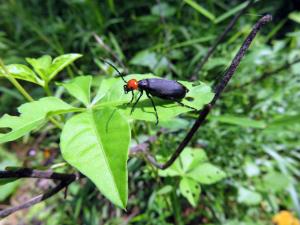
[
  {"left": 158, "top": 148, "right": 224, "bottom": 206},
  {"left": 179, "top": 177, "right": 201, "bottom": 207},
  {"left": 187, "top": 163, "right": 226, "bottom": 184},
  {"left": 60, "top": 108, "right": 130, "bottom": 208},
  {"left": 158, "top": 147, "right": 207, "bottom": 177},
  {"left": 0, "top": 97, "right": 74, "bottom": 144}
]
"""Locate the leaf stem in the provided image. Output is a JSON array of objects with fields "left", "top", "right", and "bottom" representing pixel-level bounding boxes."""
[
  {"left": 44, "top": 83, "right": 53, "bottom": 96},
  {"left": 0, "top": 59, "right": 34, "bottom": 102},
  {"left": 0, "top": 59, "right": 62, "bottom": 129}
]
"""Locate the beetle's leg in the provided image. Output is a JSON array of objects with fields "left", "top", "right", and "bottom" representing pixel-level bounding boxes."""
[
  {"left": 128, "top": 90, "right": 135, "bottom": 105},
  {"left": 146, "top": 92, "right": 159, "bottom": 125},
  {"left": 174, "top": 100, "right": 197, "bottom": 111},
  {"left": 131, "top": 90, "right": 143, "bottom": 115}
]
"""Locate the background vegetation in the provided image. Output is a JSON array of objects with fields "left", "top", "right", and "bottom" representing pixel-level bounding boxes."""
[{"left": 0, "top": 0, "right": 299, "bottom": 224}]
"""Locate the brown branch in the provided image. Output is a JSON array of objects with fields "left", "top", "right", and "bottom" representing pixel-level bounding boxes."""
[
  {"left": 0, "top": 168, "right": 77, "bottom": 218},
  {"left": 145, "top": 14, "right": 273, "bottom": 170},
  {"left": 192, "top": 0, "right": 255, "bottom": 75}
]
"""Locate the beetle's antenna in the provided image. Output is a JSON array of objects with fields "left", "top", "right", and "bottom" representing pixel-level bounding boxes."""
[{"left": 99, "top": 58, "right": 127, "bottom": 83}]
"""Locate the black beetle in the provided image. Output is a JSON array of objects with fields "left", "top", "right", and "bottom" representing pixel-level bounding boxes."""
[{"left": 103, "top": 60, "right": 196, "bottom": 124}]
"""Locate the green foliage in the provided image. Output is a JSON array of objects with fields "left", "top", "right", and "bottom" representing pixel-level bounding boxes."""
[
  {"left": 0, "top": 54, "right": 82, "bottom": 87},
  {"left": 0, "top": 64, "right": 42, "bottom": 84},
  {"left": 0, "top": 54, "right": 214, "bottom": 209},
  {"left": 0, "top": 97, "right": 74, "bottom": 144},
  {"left": 159, "top": 148, "right": 226, "bottom": 206},
  {"left": 61, "top": 75, "right": 92, "bottom": 107},
  {"left": 60, "top": 108, "right": 130, "bottom": 209},
  {"left": 0, "top": 0, "right": 299, "bottom": 224}
]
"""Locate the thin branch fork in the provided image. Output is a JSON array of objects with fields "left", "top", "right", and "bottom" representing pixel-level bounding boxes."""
[
  {"left": 0, "top": 169, "right": 77, "bottom": 218},
  {"left": 145, "top": 14, "right": 273, "bottom": 170}
]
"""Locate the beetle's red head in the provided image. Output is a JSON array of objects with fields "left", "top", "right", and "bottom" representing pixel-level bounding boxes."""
[{"left": 124, "top": 79, "right": 138, "bottom": 93}]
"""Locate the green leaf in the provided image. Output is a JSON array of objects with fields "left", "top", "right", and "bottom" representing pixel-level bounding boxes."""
[
  {"left": 48, "top": 53, "right": 82, "bottom": 81},
  {"left": 184, "top": 0, "right": 215, "bottom": 22},
  {"left": 0, "top": 97, "right": 74, "bottom": 144},
  {"left": 151, "top": 3, "right": 176, "bottom": 17},
  {"left": 158, "top": 157, "right": 184, "bottom": 177},
  {"left": 96, "top": 74, "right": 214, "bottom": 123},
  {"left": 289, "top": 12, "right": 300, "bottom": 24},
  {"left": 267, "top": 114, "right": 300, "bottom": 130},
  {"left": 215, "top": 1, "right": 249, "bottom": 24},
  {"left": 26, "top": 54, "right": 82, "bottom": 83},
  {"left": 159, "top": 118, "right": 189, "bottom": 132},
  {"left": 179, "top": 177, "right": 201, "bottom": 207},
  {"left": 130, "top": 51, "right": 158, "bottom": 69},
  {"left": 158, "top": 148, "right": 207, "bottom": 177},
  {"left": 0, "top": 64, "right": 43, "bottom": 85},
  {"left": 181, "top": 148, "right": 208, "bottom": 172},
  {"left": 60, "top": 108, "right": 130, "bottom": 208},
  {"left": 61, "top": 75, "right": 92, "bottom": 107},
  {"left": 92, "top": 77, "right": 118, "bottom": 105},
  {"left": 262, "top": 171, "right": 290, "bottom": 192},
  {"left": 26, "top": 55, "right": 52, "bottom": 81},
  {"left": 187, "top": 163, "right": 226, "bottom": 184},
  {"left": 156, "top": 185, "right": 173, "bottom": 195},
  {"left": 237, "top": 187, "right": 262, "bottom": 206},
  {"left": 211, "top": 115, "right": 266, "bottom": 129}
]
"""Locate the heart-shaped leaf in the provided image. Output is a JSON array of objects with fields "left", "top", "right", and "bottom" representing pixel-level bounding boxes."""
[
  {"left": 61, "top": 75, "right": 92, "bottom": 107},
  {"left": 0, "top": 97, "right": 74, "bottom": 144},
  {"left": 60, "top": 108, "right": 130, "bottom": 208}
]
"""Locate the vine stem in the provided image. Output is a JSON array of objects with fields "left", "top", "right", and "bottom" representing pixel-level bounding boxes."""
[
  {"left": 145, "top": 14, "right": 273, "bottom": 170},
  {"left": 0, "top": 168, "right": 77, "bottom": 218},
  {"left": 0, "top": 59, "right": 62, "bottom": 129}
]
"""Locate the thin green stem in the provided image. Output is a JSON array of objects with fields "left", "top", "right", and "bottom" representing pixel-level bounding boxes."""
[
  {"left": 43, "top": 83, "right": 53, "bottom": 96},
  {"left": 0, "top": 59, "right": 34, "bottom": 102},
  {"left": 171, "top": 181, "right": 184, "bottom": 225},
  {"left": 0, "top": 59, "right": 62, "bottom": 129}
]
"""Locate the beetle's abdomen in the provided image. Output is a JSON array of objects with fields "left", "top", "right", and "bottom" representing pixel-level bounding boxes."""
[{"left": 138, "top": 78, "right": 188, "bottom": 100}]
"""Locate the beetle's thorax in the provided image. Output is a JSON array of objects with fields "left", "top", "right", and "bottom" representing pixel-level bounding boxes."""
[{"left": 137, "top": 79, "right": 148, "bottom": 90}]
